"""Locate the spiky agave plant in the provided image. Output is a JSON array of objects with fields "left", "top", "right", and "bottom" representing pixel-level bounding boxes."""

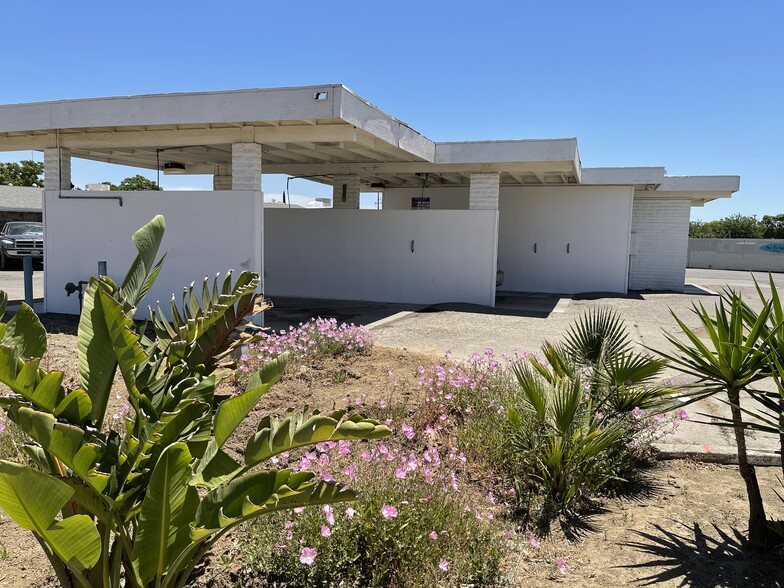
[{"left": 0, "top": 215, "right": 391, "bottom": 588}]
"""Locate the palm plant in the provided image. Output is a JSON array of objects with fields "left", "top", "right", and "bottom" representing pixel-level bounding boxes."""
[
  {"left": 0, "top": 215, "right": 391, "bottom": 587},
  {"left": 752, "top": 275, "right": 784, "bottom": 478},
  {"left": 507, "top": 308, "right": 671, "bottom": 511},
  {"left": 657, "top": 292, "right": 772, "bottom": 547},
  {"left": 509, "top": 363, "right": 625, "bottom": 510},
  {"left": 562, "top": 307, "right": 671, "bottom": 411}
]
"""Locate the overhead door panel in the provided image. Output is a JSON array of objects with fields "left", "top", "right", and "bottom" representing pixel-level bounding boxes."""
[{"left": 498, "top": 186, "right": 632, "bottom": 294}]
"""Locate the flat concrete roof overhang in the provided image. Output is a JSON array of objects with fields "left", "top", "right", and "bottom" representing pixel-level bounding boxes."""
[
  {"left": 0, "top": 84, "right": 737, "bottom": 198},
  {"left": 582, "top": 167, "right": 739, "bottom": 205},
  {"left": 0, "top": 84, "right": 582, "bottom": 188}
]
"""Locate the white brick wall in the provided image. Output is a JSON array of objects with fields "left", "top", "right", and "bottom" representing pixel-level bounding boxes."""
[
  {"left": 630, "top": 197, "right": 691, "bottom": 291},
  {"left": 43, "top": 148, "right": 71, "bottom": 190},
  {"left": 213, "top": 164, "right": 232, "bottom": 190},
  {"left": 469, "top": 173, "right": 499, "bottom": 210},
  {"left": 231, "top": 143, "right": 261, "bottom": 191},
  {"left": 332, "top": 175, "right": 360, "bottom": 209}
]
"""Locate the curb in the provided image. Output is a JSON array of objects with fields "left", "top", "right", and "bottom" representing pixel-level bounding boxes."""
[
  {"left": 365, "top": 310, "right": 421, "bottom": 330},
  {"left": 655, "top": 444, "right": 781, "bottom": 467}
]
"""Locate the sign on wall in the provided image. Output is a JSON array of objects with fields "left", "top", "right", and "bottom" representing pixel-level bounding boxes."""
[{"left": 411, "top": 196, "right": 430, "bottom": 210}]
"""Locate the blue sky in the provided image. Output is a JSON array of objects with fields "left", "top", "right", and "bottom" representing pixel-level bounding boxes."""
[{"left": 0, "top": 1, "right": 781, "bottom": 219}]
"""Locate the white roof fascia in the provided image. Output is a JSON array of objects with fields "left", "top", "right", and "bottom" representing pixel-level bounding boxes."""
[
  {"left": 435, "top": 139, "right": 581, "bottom": 180},
  {"left": 0, "top": 85, "right": 341, "bottom": 132},
  {"left": 338, "top": 87, "right": 435, "bottom": 162},
  {"left": 581, "top": 167, "right": 666, "bottom": 186},
  {"left": 0, "top": 85, "right": 436, "bottom": 162},
  {"left": 634, "top": 176, "right": 740, "bottom": 207},
  {"left": 657, "top": 175, "right": 740, "bottom": 193}
]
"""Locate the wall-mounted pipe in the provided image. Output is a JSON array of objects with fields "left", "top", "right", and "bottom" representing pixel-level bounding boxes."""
[{"left": 58, "top": 193, "right": 123, "bottom": 206}]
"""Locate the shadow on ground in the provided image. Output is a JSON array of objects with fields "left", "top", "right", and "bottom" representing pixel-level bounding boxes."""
[
  {"left": 621, "top": 520, "right": 784, "bottom": 587},
  {"left": 420, "top": 292, "right": 561, "bottom": 319}
]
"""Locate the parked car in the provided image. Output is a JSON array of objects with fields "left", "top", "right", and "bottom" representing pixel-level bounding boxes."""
[{"left": 0, "top": 221, "right": 43, "bottom": 270}]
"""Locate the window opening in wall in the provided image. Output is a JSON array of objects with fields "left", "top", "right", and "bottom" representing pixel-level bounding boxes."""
[
  {"left": 341, "top": 184, "right": 347, "bottom": 202},
  {"left": 314, "top": 91, "right": 328, "bottom": 100}
]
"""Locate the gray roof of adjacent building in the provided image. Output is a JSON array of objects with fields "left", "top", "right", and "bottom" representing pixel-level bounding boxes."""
[{"left": 0, "top": 185, "right": 43, "bottom": 212}]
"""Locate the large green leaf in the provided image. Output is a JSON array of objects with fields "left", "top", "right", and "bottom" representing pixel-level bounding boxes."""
[
  {"left": 132, "top": 442, "right": 199, "bottom": 586},
  {"left": 192, "top": 469, "right": 356, "bottom": 540},
  {"left": 10, "top": 406, "right": 110, "bottom": 493},
  {"left": 119, "top": 214, "right": 166, "bottom": 309},
  {"left": 245, "top": 408, "right": 391, "bottom": 467},
  {"left": 1, "top": 302, "right": 47, "bottom": 359},
  {"left": 213, "top": 355, "right": 287, "bottom": 448},
  {"left": 98, "top": 288, "right": 147, "bottom": 401},
  {"left": 77, "top": 278, "right": 118, "bottom": 427},
  {"left": 0, "top": 460, "right": 101, "bottom": 570}
]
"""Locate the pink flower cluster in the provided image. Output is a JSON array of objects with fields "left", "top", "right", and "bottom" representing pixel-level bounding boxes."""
[
  {"left": 239, "top": 317, "right": 376, "bottom": 371},
  {"left": 274, "top": 419, "right": 499, "bottom": 572}
]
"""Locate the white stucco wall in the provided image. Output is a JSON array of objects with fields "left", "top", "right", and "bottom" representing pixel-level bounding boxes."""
[
  {"left": 386, "top": 184, "right": 634, "bottom": 294},
  {"left": 498, "top": 186, "right": 633, "bottom": 294},
  {"left": 264, "top": 209, "right": 498, "bottom": 306},
  {"left": 44, "top": 190, "right": 263, "bottom": 316},
  {"left": 629, "top": 197, "right": 691, "bottom": 291}
]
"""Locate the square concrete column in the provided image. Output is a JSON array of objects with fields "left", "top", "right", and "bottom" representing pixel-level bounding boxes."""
[
  {"left": 43, "top": 148, "right": 71, "bottom": 190},
  {"left": 213, "top": 164, "right": 233, "bottom": 190},
  {"left": 469, "top": 173, "right": 500, "bottom": 210},
  {"left": 332, "top": 174, "right": 360, "bottom": 209},
  {"left": 231, "top": 143, "right": 262, "bottom": 191}
]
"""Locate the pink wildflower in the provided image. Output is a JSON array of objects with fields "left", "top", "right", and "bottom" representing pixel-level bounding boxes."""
[
  {"left": 631, "top": 406, "right": 644, "bottom": 419},
  {"left": 323, "top": 505, "right": 335, "bottom": 526},
  {"left": 320, "top": 525, "right": 331, "bottom": 537},
  {"left": 429, "top": 531, "right": 439, "bottom": 540},
  {"left": 381, "top": 504, "right": 398, "bottom": 519},
  {"left": 345, "top": 507, "right": 355, "bottom": 519},
  {"left": 395, "top": 468, "right": 407, "bottom": 479},
  {"left": 528, "top": 534, "right": 541, "bottom": 549},
  {"left": 556, "top": 557, "right": 567, "bottom": 575},
  {"left": 299, "top": 547, "right": 317, "bottom": 565},
  {"left": 677, "top": 407, "right": 690, "bottom": 420},
  {"left": 439, "top": 559, "right": 449, "bottom": 571},
  {"left": 401, "top": 423, "right": 415, "bottom": 440}
]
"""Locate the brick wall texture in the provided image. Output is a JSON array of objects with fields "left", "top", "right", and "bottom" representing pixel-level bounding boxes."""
[
  {"left": 630, "top": 197, "right": 691, "bottom": 291},
  {"left": 469, "top": 173, "right": 499, "bottom": 210}
]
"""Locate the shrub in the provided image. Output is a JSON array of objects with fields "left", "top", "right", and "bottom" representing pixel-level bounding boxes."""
[
  {"left": 0, "top": 216, "right": 391, "bottom": 588},
  {"left": 413, "top": 311, "right": 683, "bottom": 518},
  {"left": 240, "top": 434, "right": 506, "bottom": 587},
  {"left": 240, "top": 317, "right": 376, "bottom": 371}
]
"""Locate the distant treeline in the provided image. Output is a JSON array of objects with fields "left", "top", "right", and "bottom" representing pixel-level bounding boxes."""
[{"left": 689, "top": 214, "right": 784, "bottom": 239}]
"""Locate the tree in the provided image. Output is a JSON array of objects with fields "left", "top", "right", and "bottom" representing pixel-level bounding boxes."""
[
  {"left": 689, "top": 214, "right": 765, "bottom": 238},
  {"left": 722, "top": 214, "right": 764, "bottom": 238},
  {"left": 101, "top": 175, "right": 161, "bottom": 191},
  {"left": 761, "top": 214, "right": 784, "bottom": 239},
  {"left": 0, "top": 160, "right": 44, "bottom": 187}
]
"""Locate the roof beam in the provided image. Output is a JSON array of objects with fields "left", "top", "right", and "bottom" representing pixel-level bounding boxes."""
[{"left": 0, "top": 124, "right": 360, "bottom": 151}]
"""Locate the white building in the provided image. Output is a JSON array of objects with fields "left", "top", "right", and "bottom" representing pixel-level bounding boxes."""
[{"left": 0, "top": 85, "right": 738, "bottom": 315}]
